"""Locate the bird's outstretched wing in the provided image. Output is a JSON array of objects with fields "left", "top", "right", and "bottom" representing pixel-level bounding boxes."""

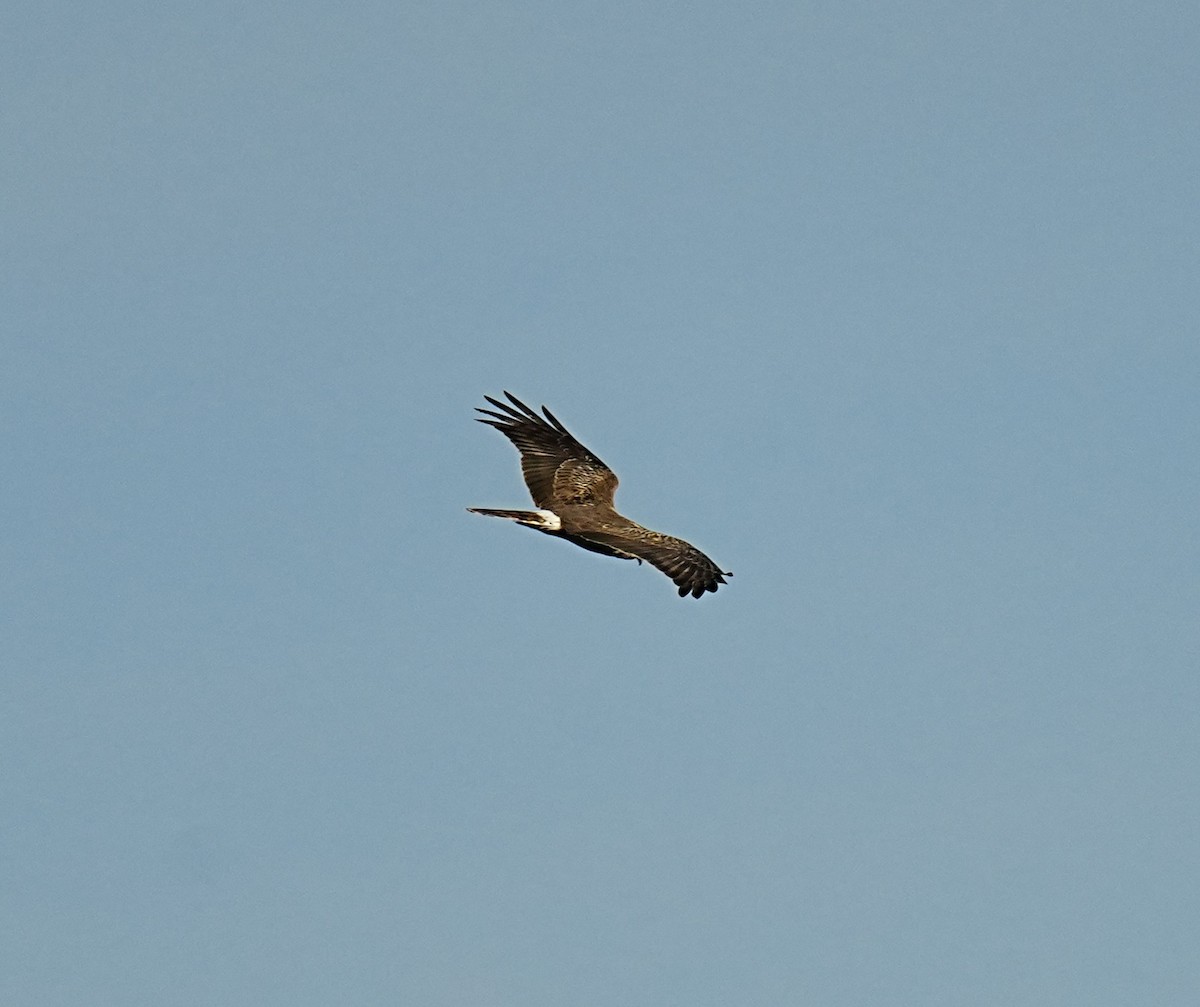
[
  {"left": 575, "top": 529, "right": 732, "bottom": 598},
  {"left": 475, "top": 392, "right": 618, "bottom": 509}
]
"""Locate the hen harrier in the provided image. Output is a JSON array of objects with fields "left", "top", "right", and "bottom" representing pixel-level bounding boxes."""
[{"left": 469, "top": 392, "right": 731, "bottom": 598}]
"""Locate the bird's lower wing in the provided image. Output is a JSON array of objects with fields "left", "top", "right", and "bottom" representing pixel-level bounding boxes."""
[{"left": 575, "top": 530, "right": 731, "bottom": 598}]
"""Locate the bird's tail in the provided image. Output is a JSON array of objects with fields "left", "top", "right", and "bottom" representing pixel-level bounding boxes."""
[{"left": 467, "top": 507, "right": 562, "bottom": 531}]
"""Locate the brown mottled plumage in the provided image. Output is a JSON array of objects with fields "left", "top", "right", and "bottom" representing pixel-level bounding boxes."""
[{"left": 469, "top": 392, "right": 731, "bottom": 599}]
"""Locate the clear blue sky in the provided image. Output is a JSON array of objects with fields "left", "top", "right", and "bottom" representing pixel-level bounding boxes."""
[{"left": 4, "top": 2, "right": 1198, "bottom": 1004}]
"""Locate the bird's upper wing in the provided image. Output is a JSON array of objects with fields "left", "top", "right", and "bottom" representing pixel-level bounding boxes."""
[
  {"left": 476, "top": 392, "right": 618, "bottom": 509},
  {"left": 575, "top": 528, "right": 731, "bottom": 599}
]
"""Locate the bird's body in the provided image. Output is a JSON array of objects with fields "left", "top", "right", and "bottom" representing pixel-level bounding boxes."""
[{"left": 468, "top": 392, "right": 730, "bottom": 598}]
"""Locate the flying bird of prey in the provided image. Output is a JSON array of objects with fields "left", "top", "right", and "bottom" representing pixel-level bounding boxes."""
[{"left": 468, "top": 392, "right": 731, "bottom": 598}]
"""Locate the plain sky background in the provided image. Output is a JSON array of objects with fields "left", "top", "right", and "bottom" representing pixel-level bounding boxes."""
[{"left": 4, "top": 2, "right": 1198, "bottom": 1004}]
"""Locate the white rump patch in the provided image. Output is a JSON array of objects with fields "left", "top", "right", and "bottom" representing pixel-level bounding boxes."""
[{"left": 535, "top": 509, "right": 562, "bottom": 530}]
